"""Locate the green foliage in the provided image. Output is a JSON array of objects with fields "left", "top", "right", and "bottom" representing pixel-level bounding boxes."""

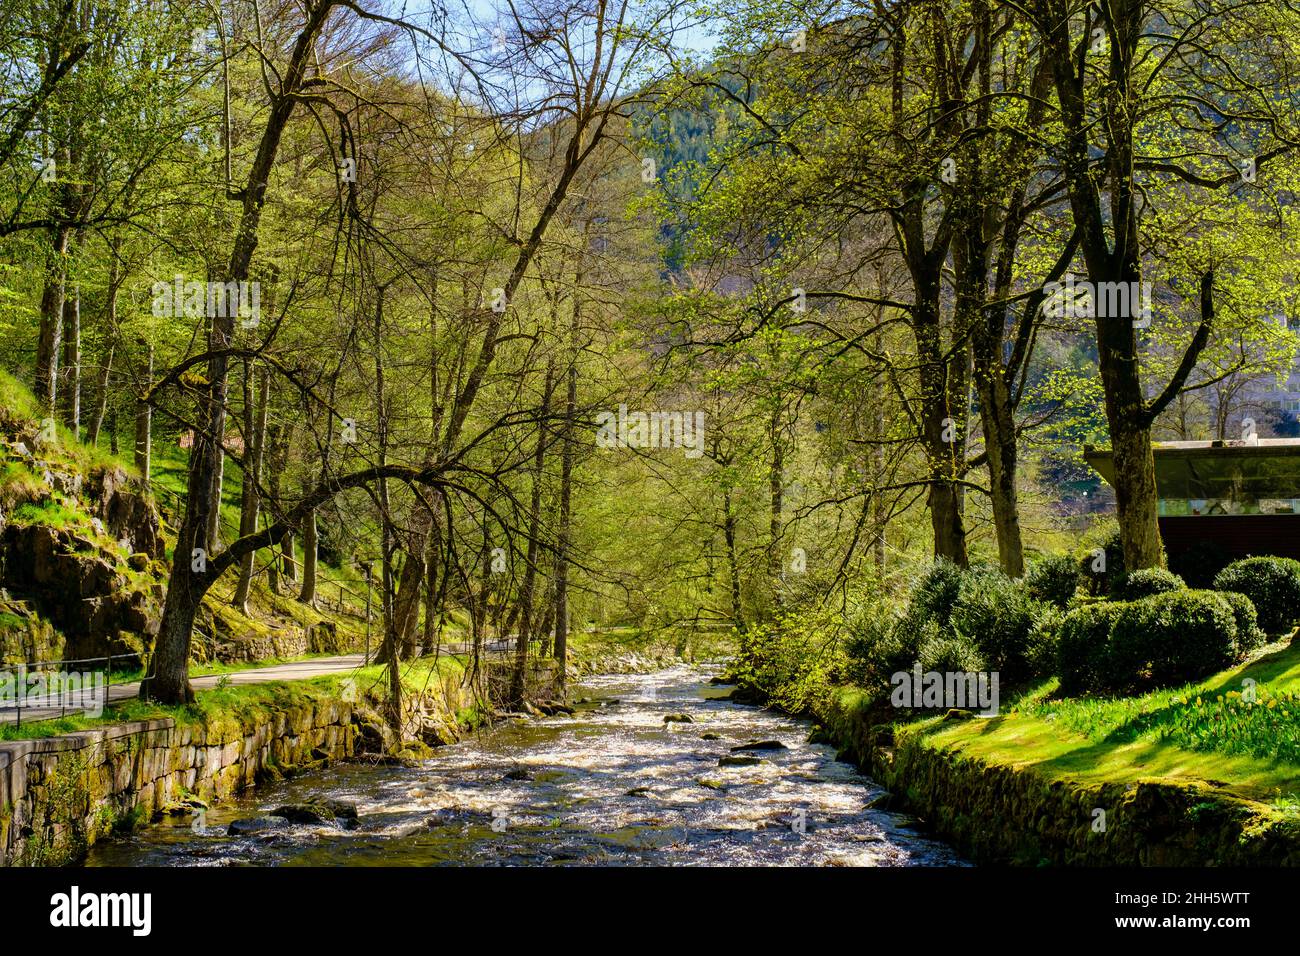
[
  {"left": 916, "top": 630, "right": 986, "bottom": 674},
  {"left": 1213, "top": 556, "right": 1300, "bottom": 636},
  {"left": 1109, "top": 591, "right": 1239, "bottom": 693},
  {"left": 734, "top": 609, "right": 845, "bottom": 714},
  {"left": 905, "top": 559, "right": 966, "bottom": 629},
  {"left": 1079, "top": 530, "right": 1126, "bottom": 597},
  {"left": 1057, "top": 601, "right": 1129, "bottom": 695},
  {"left": 1025, "top": 604, "right": 1066, "bottom": 679},
  {"left": 1219, "top": 591, "right": 1267, "bottom": 657},
  {"left": 1025, "top": 553, "right": 1081, "bottom": 609},
  {"left": 948, "top": 566, "right": 1046, "bottom": 683},
  {"left": 1113, "top": 567, "right": 1185, "bottom": 601}
]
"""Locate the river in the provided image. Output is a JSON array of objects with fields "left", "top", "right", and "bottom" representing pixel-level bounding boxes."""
[{"left": 86, "top": 665, "right": 965, "bottom": 867}]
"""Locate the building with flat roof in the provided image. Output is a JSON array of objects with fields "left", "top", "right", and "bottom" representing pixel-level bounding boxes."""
[{"left": 1083, "top": 438, "right": 1300, "bottom": 561}]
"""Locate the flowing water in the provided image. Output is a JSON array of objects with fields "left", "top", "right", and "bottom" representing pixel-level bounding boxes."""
[{"left": 86, "top": 665, "right": 965, "bottom": 867}]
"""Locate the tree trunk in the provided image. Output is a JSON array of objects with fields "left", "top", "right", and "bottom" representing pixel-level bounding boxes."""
[
  {"left": 392, "top": 542, "right": 424, "bottom": 657},
  {"left": 374, "top": 284, "right": 401, "bottom": 733},
  {"left": 509, "top": 363, "right": 554, "bottom": 705},
  {"left": 134, "top": 340, "right": 153, "bottom": 478},
  {"left": 234, "top": 364, "right": 270, "bottom": 612},
  {"left": 553, "top": 357, "right": 576, "bottom": 686},
  {"left": 87, "top": 340, "right": 114, "bottom": 448},
  {"left": 722, "top": 484, "right": 744, "bottom": 631},
  {"left": 299, "top": 509, "right": 318, "bottom": 605},
  {"left": 60, "top": 285, "right": 80, "bottom": 437},
  {"left": 35, "top": 224, "right": 71, "bottom": 411},
  {"left": 767, "top": 401, "right": 785, "bottom": 606},
  {"left": 87, "top": 246, "right": 121, "bottom": 449},
  {"left": 144, "top": 2, "right": 336, "bottom": 704}
]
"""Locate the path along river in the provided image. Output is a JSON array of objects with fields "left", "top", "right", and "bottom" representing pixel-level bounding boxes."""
[{"left": 86, "top": 665, "right": 965, "bottom": 866}]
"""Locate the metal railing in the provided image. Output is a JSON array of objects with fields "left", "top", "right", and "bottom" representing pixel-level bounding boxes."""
[{"left": 0, "top": 651, "right": 150, "bottom": 729}]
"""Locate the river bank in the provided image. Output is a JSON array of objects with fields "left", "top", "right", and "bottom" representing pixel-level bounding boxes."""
[
  {"left": 0, "top": 658, "right": 472, "bottom": 866},
  {"left": 743, "top": 665, "right": 1300, "bottom": 866}
]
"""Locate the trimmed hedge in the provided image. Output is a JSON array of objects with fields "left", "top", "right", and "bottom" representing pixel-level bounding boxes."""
[
  {"left": 1213, "top": 556, "right": 1300, "bottom": 636},
  {"left": 1057, "top": 601, "right": 1128, "bottom": 694},
  {"left": 1113, "top": 567, "right": 1185, "bottom": 601},
  {"left": 1220, "top": 591, "right": 1266, "bottom": 656},
  {"left": 1109, "top": 590, "right": 1238, "bottom": 692}
]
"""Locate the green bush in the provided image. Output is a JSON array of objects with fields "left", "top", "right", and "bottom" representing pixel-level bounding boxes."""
[
  {"left": 1025, "top": 604, "right": 1065, "bottom": 679},
  {"left": 906, "top": 559, "right": 966, "bottom": 628},
  {"left": 843, "top": 603, "right": 905, "bottom": 690},
  {"left": 1025, "top": 554, "right": 1080, "bottom": 608},
  {"left": 1218, "top": 590, "right": 1266, "bottom": 657},
  {"left": 1213, "top": 556, "right": 1300, "bottom": 636},
  {"left": 1079, "top": 530, "right": 1126, "bottom": 596},
  {"left": 916, "top": 631, "right": 987, "bottom": 674},
  {"left": 1057, "top": 601, "right": 1128, "bottom": 694},
  {"left": 1108, "top": 590, "right": 1238, "bottom": 692},
  {"left": 948, "top": 565, "right": 1045, "bottom": 683},
  {"left": 1113, "top": 567, "right": 1185, "bottom": 601}
]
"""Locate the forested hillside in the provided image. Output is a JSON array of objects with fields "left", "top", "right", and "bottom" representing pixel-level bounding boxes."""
[{"left": 3, "top": 0, "right": 1300, "bottom": 730}]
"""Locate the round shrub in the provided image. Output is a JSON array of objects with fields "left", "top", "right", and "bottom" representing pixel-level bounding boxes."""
[
  {"left": 1025, "top": 554, "right": 1080, "bottom": 608},
  {"left": 948, "top": 566, "right": 1044, "bottom": 683},
  {"left": 1057, "top": 601, "right": 1128, "bottom": 695},
  {"left": 1114, "top": 567, "right": 1185, "bottom": 601},
  {"left": 1218, "top": 590, "right": 1266, "bottom": 657},
  {"left": 1213, "top": 556, "right": 1300, "bottom": 636},
  {"left": 1108, "top": 590, "right": 1238, "bottom": 691}
]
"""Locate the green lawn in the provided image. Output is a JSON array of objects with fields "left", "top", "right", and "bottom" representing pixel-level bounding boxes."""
[{"left": 900, "top": 638, "right": 1300, "bottom": 807}]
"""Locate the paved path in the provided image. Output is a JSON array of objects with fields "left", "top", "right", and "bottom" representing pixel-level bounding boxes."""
[
  {"left": 0, "top": 654, "right": 367, "bottom": 726},
  {"left": 0, "top": 640, "right": 519, "bottom": 727}
]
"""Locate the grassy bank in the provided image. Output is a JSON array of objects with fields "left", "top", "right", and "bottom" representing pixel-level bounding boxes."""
[{"left": 0, "top": 654, "right": 468, "bottom": 743}]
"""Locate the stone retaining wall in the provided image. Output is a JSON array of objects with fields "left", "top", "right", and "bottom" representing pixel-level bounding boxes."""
[
  {"left": 0, "top": 671, "right": 476, "bottom": 867},
  {"left": 0, "top": 696, "right": 356, "bottom": 867}
]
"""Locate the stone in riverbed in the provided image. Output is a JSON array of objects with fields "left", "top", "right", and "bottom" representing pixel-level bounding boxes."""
[
  {"left": 228, "top": 816, "right": 291, "bottom": 836},
  {"left": 502, "top": 767, "right": 533, "bottom": 781},
  {"left": 730, "top": 740, "right": 787, "bottom": 753},
  {"left": 271, "top": 801, "right": 358, "bottom": 828},
  {"left": 700, "top": 732, "right": 722, "bottom": 740},
  {"left": 626, "top": 786, "right": 653, "bottom": 797},
  {"left": 663, "top": 713, "right": 694, "bottom": 724},
  {"left": 718, "top": 755, "right": 763, "bottom": 767}
]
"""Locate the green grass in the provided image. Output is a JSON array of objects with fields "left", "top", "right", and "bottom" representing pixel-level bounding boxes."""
[{"left": 896, "top": 639, "right": 1300, "bottom": 806}]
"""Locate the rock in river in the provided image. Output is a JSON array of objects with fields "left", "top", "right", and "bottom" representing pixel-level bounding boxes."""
[
  {"left": 228, "top": 816, "right": 291, "bottom": 837},
  {"left": 730, "top": 740, "right": 788, "bottom": 753},
  {"left": 718, "top": 755, "right": 763, "bottom": 767}
]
